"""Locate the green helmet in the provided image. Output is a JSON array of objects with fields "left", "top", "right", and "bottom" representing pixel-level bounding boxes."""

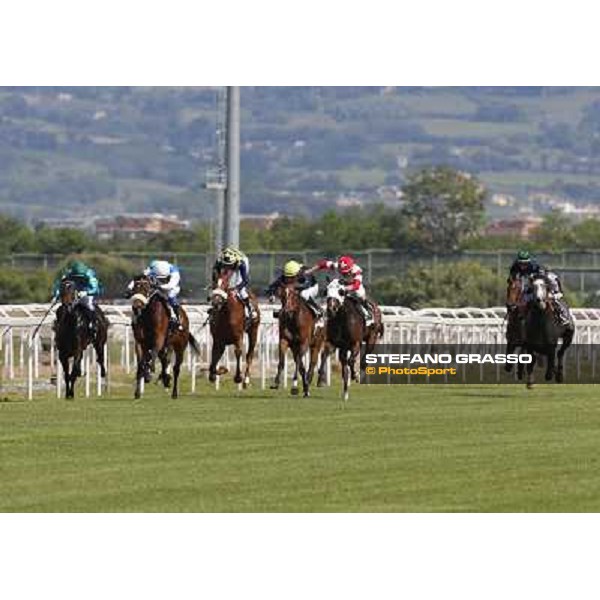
[
  {"left": 69, "top": 260, "right": 88, "bottom": 276},
  {"left": 517, "top": 250, "right": 531, "bottom": 262}
]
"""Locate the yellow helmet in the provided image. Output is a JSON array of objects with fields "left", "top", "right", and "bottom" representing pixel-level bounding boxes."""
[{"left": 283, "top": 260, "right": 302, "bottom": 278}]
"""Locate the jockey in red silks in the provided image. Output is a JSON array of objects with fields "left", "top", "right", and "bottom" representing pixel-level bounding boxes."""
[{"left": 306, "top": 255, "right": 373, "bottom": 325}]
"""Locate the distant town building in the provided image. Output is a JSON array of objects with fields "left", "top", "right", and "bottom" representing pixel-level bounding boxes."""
[
  {"left": 484, "top": 216, "right": 543, "bottom": 238},
  {"left": 94, "top": 213, "right": 190, "bottom": 240},
  {"left": 240, "top": 212, "right": 280, "bottom": 230}
]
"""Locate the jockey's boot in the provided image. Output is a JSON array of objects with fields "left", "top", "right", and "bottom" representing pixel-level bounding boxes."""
[
  {"left": 555, "top": 299, "right": 571, "bottom": 326},
  {"left": 307, "top": 297, "right": 324, "bottom": 327},
  {"left": 86, "top": 309, "right": 97, "bottom": 341},
  {"left": 168, "top": 299, "right": 184, "bottom": 331},
  {"left": 240, "top": 296, "right": 256, "bottom": 328},
  {"left": 361, "top": 299, "right": 374, "bottom": 327}
]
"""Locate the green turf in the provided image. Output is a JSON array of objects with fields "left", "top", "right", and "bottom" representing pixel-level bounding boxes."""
[{"left": 2, "top": 380, "right": 600, "bottom": 512}]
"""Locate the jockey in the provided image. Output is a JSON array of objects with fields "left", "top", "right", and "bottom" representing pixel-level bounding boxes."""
[
  {"left": 307, "top": 255, "right": 373, "bottom": 326},
  {"left": 53, "top": 259, "right": 101, "bottom": 336},
  {"left": 538, "top": 266, "right": 572, "bottom": 326},
  {"left": 212, "top": 246, "right": 257, "bottom": 321},
  {"left": 509, "top": 251, "right": 570, "bottom": 326},
  {"left": 127, "top": 259, "right": 183, "bottom": 330},
  {"left": 265, "top": 260, "right": 324, "bottom": 326},
  {"left": 508, "top": 250, "right": 543, "bottom": 281}
]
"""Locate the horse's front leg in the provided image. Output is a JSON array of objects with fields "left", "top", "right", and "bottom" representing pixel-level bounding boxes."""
[
  {"left": 271, "top": 337, "right": 289, "bottom": 390},
  {"left": 171, "top": 348, "right": 183, "bottom": 399},
  {"left": 134, "top": 342, "right": 145, "bottom": 399},
  {"left": 59, "top": 354, "right": 72, "bottom": 399},
  {"left": 316, "top": 341, "right": 333, "bottom": 387},
  {"left": 307, "top": 331, "right": 323, "bottom": 385},
  {"left": 158, "top": 349, "right": 171, "bottom": 388},
  {"left": 209, "top": 341, "right": 226, "bottom": 384},
  {"left": 243, "top": 326, "right": 258, "bottom": 389},
  {"left": 545, "top": 347, "right": 557, "bottom": 382},
  {"left": 505, "top": 341, "right": 517, "bottom": 373},
  {"left": 349, "top": 341, "right": 361, "bottom": 383},
  {"left": 526, "top": 349, "right": 537, "bottom": 389},
  {"left": 297, "top": 343, "right": 310, "bottom": 398},
  {"left": 340, "top": 348, "right": 350, "bottom": 401},
  {"left": 233, "top": 339, "right": 243, "bottom": 385}
]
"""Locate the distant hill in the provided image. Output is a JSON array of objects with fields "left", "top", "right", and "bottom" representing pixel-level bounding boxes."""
[{"left": 1, "top": 86, "right": 600, "bottom": 223}]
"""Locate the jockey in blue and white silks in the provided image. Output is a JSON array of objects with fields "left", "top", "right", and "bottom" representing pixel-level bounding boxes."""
[{"left": 128, "top": 259, "right": 183, "bottom": 329}]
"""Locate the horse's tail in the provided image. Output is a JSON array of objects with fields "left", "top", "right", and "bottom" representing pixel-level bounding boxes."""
[{"left": 188, "top": 332, "right": 201, "bottom": 355}]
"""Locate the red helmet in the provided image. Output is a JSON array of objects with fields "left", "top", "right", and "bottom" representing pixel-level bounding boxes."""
[{"left": 338, "top": 255, "right": 354, "bottom": 274}]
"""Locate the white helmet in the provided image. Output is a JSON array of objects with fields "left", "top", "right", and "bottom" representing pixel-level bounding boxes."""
[{"left": 150, "top": 260, "right": 171, "bottom": 278}]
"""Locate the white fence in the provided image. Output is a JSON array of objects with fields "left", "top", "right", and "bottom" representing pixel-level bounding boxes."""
[{"left": 2, "top": 304, "right": 600, "bottom": 399}]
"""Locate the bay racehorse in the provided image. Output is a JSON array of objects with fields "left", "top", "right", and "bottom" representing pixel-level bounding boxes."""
[
  {"left": 209, "top": 271, "right": 260, "bottom": 388},
  {"left": 505, "top": 276, "right": 528, "bottom": 379},
  {"left": 317, "top": 278, "right": 384, "bottom": 401},
  {"left": 523, "top": 274, "right": 575, "bottom": 388},
  {"left": 269, "top": 280, "right": 325, "bottom": 397},
  {"left": 55, "top": 278, "right": 108, "bottom": 399},
  {"left": 130, "top": 275, "right": 200, "bottom": 399}
]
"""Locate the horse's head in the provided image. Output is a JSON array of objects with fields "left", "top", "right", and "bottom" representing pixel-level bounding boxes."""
[
  {"left": 530, "top": 275, "right": 549, "bottom": 311},
  {"left": 211, "top": 274, "right": 231, "bottom": 312},
  {"left": 59, "top": 279, "right": 78, "bottom": 310},
  {"left": 506, "top": 277, "right": 525, "bottom": 312},
  {"left": 326, "top": 278, "right": 345, "bottom": 316},
  {"left": 130, "top": 274, "right": 154, "bottom": 314},
  {"left": 280, "top": 281, "right": 300, "bottom": 314}
]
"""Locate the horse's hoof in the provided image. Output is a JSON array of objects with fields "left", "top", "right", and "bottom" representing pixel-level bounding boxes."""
[
  {"left": 269, "top": 383, "right": 280, "bottom": 390},
  {"left": 303, "top": 391, "right": 310, "bottom": 398},
  {"left": 291, "top": 387, "right": 299, "bottom": 396},
  {"left": 545, "top": 372, "right": 554, "bottom": 381},
  {"left": 134, "top": 392, "right": 141, "bottom": 399},
  {"left": 234, "top": 376, "right": 243, "bottom": 384},
  {"left": 171, "top": 392, "right": 178, "bottom": 400},
  {"left": 316, "top": 379, "right": 326, "bottom": 387},
  {"left": 556, "top": 371, "right": 564, "bottom": 383},
  {"left": 100, "top": 368, "right": 107, "bottom": 378},
  {"left": 208, "top": 373, "right": 216, "bottom": 383},
  {"left": 526, "top": 382, "right": 534, "bottom": 390}
]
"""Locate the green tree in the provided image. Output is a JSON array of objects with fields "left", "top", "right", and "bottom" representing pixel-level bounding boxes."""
[
  {"left": 531, "top": 210, "right": 575, "bottom": 250},
  {"left": 371, "top": 260, "right": 503, "bottom": 308},
  {"left": 401, "top": 167, "right": 486, "bottom": 253}
]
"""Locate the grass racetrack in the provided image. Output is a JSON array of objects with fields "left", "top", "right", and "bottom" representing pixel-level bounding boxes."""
[{"left": 2, "top": 379, "right": 600, "bottom": 512}]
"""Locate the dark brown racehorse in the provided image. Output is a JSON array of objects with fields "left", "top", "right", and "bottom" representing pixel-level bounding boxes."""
[
  {"left": 317, "top": 278, "right": 384, "bottom": 401},
  {"left": 55, "top": 279, "right": 108, "bottom": 399},
  {"left": 130, "top": 275, "right": 200, "bottom": 399},
  {"left": 505, "top": 277, "right": 528, "bottom": 379},
  {"left": 209, "top": 270, "right": 260, "bottom": 388},
  {"left": 269, "top": 281, "right": 324, "bottom": 397}
]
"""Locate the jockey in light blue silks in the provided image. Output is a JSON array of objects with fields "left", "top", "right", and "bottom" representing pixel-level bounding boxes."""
[
  {"left": 127, "top": 259, "right": 183, "bottom": 330},
  {"left": 52, "top": 260, "right": 102, "bottom": 336}
]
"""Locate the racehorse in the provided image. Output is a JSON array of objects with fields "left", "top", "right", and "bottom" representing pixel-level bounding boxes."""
[
  {"left": 317, "top": 278, "right": 384, "bottom": 401},
  {"left": 505, "top": 277, "right": 528, "bottom": 379},
  {"left": 129, "top": 274, "right": 200, "bottom": 399},
  {"left": 55, "top": 279, "right": 108, "bottom": 399},
  {"left": 269, "top": 280, "right": 325, "bottom": 397},
  {"left": 523, "top": 274, "right": 575, "bottom": 388},
  {"left": 208, "top": 270, "right": 260, "bottom": 388}
]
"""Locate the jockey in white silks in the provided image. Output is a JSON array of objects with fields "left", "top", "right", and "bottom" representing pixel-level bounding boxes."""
[{"left": 127, "top": 259, "right": 183, "bottom": 330}]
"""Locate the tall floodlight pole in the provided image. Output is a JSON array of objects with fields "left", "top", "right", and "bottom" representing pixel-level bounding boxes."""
[
  {"left": 224, "top": 86, "right": 240, "bottom": 247},
  {"left": 207, "top": 87, "right": 227, "bottom": 255}
]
